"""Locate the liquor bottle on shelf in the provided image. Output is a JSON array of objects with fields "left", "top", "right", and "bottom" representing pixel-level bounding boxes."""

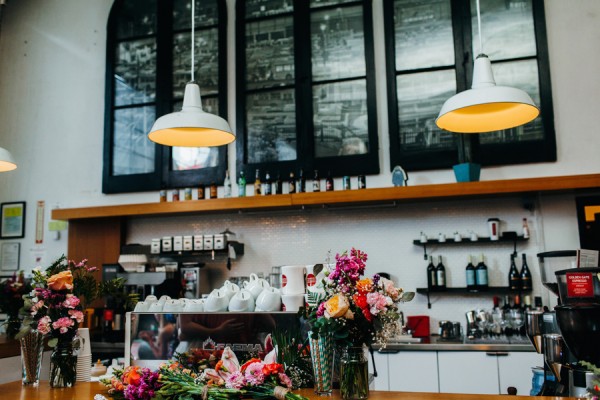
[
  {"left": 254, "top": 169, "right": 261, "bottom": 196},
  {"left": 264, "top": 171, "right": 272, "bottom": 195},
  {"left": 520, "top": 253, "right": 532, "bottom": 290},
  {"left": 475, "top": 254, "right": 489, "bottom": 290},
  {"left": 275, "top": 173, "right": 283, "bottom": 195},
  {"left": 522, "top": 218, "right": 530, "bottom": 239},
  {"left": 325, "top": 171, "right": 334, "bottom": 191},
  {"left": 523, "top": 294, "right": 532, "bottom": 310},
  {"left": 509, "top": 253, "right": 521, "bottom": 290},
  {"left": 312, "top": 170, "right": 320, "bottom": 192},
  {"left": 238, "top": 171, "right": 246, "bottom": 197},
  {"left": 288, "top": 172, "right": 296, "bottom": 194},
  {"left": 224, "top": 170, "right": 232, "bottom": 198},
  {"left": 209, "top": 182, "right": 217, "bottom": 199},
  {"left": 427, "top": 256, "right": 437, "bottom": 290},
  {"left": 298, "top": 169, "right": 306, "bottom": 193},
  {"left": 513, "top": 294, "right": 522, "bottom": 310},
  {"left": 197, "top": 184, "right": 205, "bottom": 200},
  {"left": 436, "top": 255, "right": 446, "bottom": 290},
  {"left": 465, "top": 255, "right": 476, "bottom": 291}
]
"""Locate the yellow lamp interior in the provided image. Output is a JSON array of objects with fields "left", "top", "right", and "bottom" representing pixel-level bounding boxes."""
[
  {"left": 437, "top": 102, "right": 540, "bottom": 133},
  {"left": 148, "top": 127, "right": 235, "bottom": 147}
]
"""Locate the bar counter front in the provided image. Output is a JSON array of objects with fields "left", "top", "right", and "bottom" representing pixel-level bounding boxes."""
[{"left": 0, "top": 381, "right": 575, "bottom": 400}]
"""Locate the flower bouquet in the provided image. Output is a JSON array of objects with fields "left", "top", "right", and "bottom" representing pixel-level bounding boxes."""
[
  {"left": 0, "top": 272, "right": 31, "bottom": 338},
  {"left": 302, "top": 248, "right": 413, "bottom": 399}
]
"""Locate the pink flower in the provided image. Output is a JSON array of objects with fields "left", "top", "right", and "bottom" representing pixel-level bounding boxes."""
[
  {"left": 30, "top": 300, "right": 45, "bottom": 316},
  {"left": 244, "top": 362, "right": 265, "bottom": 385},
  {"left": 278, "top": 372, "right": 293, "bottom": 389},
  {"left": 52, "top": 316, "right": 74, "bottom": 334},
  {"left": 379, "top": 278, "right": 400, "bottom": 301},
  {"left": 225, "top": 371, "right": 246, "bottom": 389},
  {"left": 69, "top": 309, "right": 84, "bottom": 323},
  {"left": 366, "top": 292, "right": 388, "bottom": 315},
  {"left": 63, "top": 294, "right": 81, "bottom": 309},
  {"left": 37, "top": 316, "right": 51, "bottom": 335}
]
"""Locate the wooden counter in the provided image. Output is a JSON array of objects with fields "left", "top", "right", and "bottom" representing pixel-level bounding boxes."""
[{"left": 0, "top": 381, "right": 575, "bottom": 400}]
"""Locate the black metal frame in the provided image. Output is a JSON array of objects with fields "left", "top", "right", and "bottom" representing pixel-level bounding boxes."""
[
  {"left": 384, "top": 0, "right": 556, "bottom": 172},
  {"left": 103, "top": 0, "right": 228, "bottom": 194},
  {"left": 235, "top": 0, "right": 380, "bottom": 182}
]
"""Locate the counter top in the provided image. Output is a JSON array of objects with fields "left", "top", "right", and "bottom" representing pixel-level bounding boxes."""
[
  {"left": 0, "top": 381, "right": 574, "bottom": 400},
  {"left": 380, "top": 336, "right": 536, "bottom": 352}
]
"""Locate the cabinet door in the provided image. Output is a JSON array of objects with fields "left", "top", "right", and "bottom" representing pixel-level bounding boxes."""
[
  {"left": 497, "top": 352, "right": 543, "bottom": 396},
  {"left": 369, "top": 351, "right": 389, "bottom": 390},
  {"left": 388, "top": 351, "right": 439, "bottom": 393},
  {"left": 438, "top": 352, "right": 499, "bottom": 394}
]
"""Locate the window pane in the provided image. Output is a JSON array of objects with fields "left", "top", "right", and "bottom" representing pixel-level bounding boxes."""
[
  {"left": 116, "top": 0, "right": 156, "bottom": 39},
  {"left": 173, "top": 28, "right": 219, "bottom": 99},
  {"left": 246, "top": 18, "right": 294, "bottom": 90},
  {"left": 311, "top": 0, "right": 356, "bottom": 8},
  {"left": 114, "top": 39, "right": 156, "bottom": 106},
  {"left": 479, "top": 60, "right": 543, "bottom": 144},
  {"left": 396, "top": 70, "right": 457, "bottom": 151},
  {"left": 173, "top": 0, "right": 218, "bottom": 29},
  {"left": 311, "top": 5, "right": 365, "bottom": 81},
  {"left": 471, "top": 0, "right": 536, "bottom": 60},
  {"left": 245, "top": 0, "right": 293, "bottom": 19},
  {"left": 113, "top": 106, "right": 155, "bottom": 176},
  {"left": 313, "top": 80, "right": 368, "bottom": 158},
  {"left": 246, "top": 89, "right": 297, "bottom": 163},
  {"left": 394, "top": 0, "right": 455, "bottom": 71}
]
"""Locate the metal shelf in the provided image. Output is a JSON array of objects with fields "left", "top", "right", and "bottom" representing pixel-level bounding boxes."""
[{"left": 416, "top": 287, "right": 532, "bottom": 309}]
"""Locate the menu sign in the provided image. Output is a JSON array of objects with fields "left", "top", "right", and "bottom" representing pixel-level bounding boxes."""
[{"left": 566, "top": 272, "right": 594, "bottom": 297}]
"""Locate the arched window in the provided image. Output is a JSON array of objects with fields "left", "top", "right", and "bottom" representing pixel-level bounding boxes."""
[{"left": 103, "top": 0, "right": 228, "bottom": 194}]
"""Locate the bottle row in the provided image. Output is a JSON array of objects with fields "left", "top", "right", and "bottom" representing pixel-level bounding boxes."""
[{"left": 426, "top": 252, "right": 532, "bottom": 291}]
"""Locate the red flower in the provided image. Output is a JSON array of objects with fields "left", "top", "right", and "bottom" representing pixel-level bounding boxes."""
[
  {"left": 262, "top": 363, "right": 284, "bottom": 376},
  {"left": 362, "top": 307, "right": 373, "bottom": 322},
  {"left": 353, "top": 293, "right": 367, "bottom": 309},
  {"left": 240, "top": 358, "right": 261, "bottom": 373}
]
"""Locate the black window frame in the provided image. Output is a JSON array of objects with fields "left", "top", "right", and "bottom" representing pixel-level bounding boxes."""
[
  {"left": 235, "top": 0, "right": 380, "bottom": 181},
  {"left": 103, "top": 0, "right": 229, "bottom": 194},
  {"left": 384, "top": 0, "right": 556, "bottom": 172}
]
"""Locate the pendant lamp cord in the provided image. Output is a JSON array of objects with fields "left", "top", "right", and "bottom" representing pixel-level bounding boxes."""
[
  {"left": 476, "top": 0, "right": 483, "bottom": 55},
  {"left": 190, "top": 0, "right": 195, "bottom": 82}
]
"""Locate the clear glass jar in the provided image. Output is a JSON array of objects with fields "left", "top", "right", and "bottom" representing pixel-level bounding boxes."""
[{"left": 339, "top": 346, "right": 369, "bottom": 400}]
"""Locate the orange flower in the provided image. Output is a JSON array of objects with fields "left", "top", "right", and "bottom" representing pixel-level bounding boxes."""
[
  {"left": 111, "top": 377, "right": 124, "bottom": 391},
  {"left": 240, "top": 358, "right": 261, "bottom": 372},
  {"left": 47, "top": 270, "right": 74, "bottom": 291},
  {"left": 356, "top": 278, "right": 373, "bottom": 294},
  {"left": 215, "top": 359, "right": 224, "bottom": 371},
  {"left": 324, "top": 293, "right": 349, "bottom": 319},
  {"left": 262, "top": 363, "right": 284, "bottom": 376},
  {"left": 122, "top": 366, "right": 142, "bottom": 386}
]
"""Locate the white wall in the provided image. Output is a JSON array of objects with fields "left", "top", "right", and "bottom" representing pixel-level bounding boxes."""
[{"left": 0, "top": 0, "right": 598, "bottom": 330}]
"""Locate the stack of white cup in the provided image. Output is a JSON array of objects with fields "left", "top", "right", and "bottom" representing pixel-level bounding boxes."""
[
  {"left": 280, "top": 266, "right": 307, "bottom": 312},
  {"left": 76, "top": 328, "right": 92, "bottom": 382}
]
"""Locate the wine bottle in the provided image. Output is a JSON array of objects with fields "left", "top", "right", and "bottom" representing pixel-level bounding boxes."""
[
  {"left": 209, "top": 182, "right": 217, "bottom": 199},
  {"left": 436, "top": 255, "right": 446, "bottom": 289},
  {"left": 325, "top": 171, "right": 334, "bottom": 191},
  {"left": 466, "top": 255, "right": 476, "bottom": 291},
  {"left": 254, "top": 169, "right": 261, "bottom": 196},
  {"left": 508, "top": 253, "right": 521, "bottom": 290},
  {"left": 523, "top": 295, "right": 532, "bottom": 310},
  {"left": 275, "top": 173, "right": 283, "bottom": 195},
  {"left": 513, "top": 294, "right": 522, "bottom": 310},
  {"left": 238, "top": 171, "right": 246, "bottom": 197},
  {"left": 312, "top": 170, "right": 320, "bottom": 192},
  {"left": 224, "top": 170, "right": 232, "bottom": 198},
  {"left": 426, "top": 256, "right": 437, "bottom": 290},
  {"left": 298, "top": 169, "right": 306, "bottom": 193},
  {"left": 522, "top": 218, "right": 530, "bottom": 239},
  {"left": 264, "top": 171, "right": 272, "bottom": 195},
  {"left": 520, "top": 253, "right": 532, "bottom": 291},
  {"left": 475, "top": 254, "right": 488, "bottom": 290},
  {"left": 288, "top": 172, "right": 296, "bottom": 194}
]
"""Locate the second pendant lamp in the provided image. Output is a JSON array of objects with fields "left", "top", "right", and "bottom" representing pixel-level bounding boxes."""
[
  {"left": 148, "top": 0, "right": 234, "bottom": 147},
  {"left": 436, "top": 0, "right": 539, "bottom": 133}
]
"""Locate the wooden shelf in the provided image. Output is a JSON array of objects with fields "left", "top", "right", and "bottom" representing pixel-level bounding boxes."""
[{"left": 52, "top": 173, "right": 600, "bottom": 221}]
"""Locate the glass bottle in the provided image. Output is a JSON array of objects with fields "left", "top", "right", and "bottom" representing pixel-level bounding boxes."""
[
  {"left": 254, "top": 169, "right": 261, "bottom": 196},
  {"left": 436, "top": 255, "right": 446, "bottom": 290},
  {"left": 275, "top": 173, "right": 283, "bottom": 195},
  {"left": 288, "top": 172, "right": 296, "bottom": 194},
  {"left": 238, "top": 171, "right": 246, "bottom": 197},
  {"left": 509, "top": 253, "right": 521, "bottom": 290},
  {"left": 298, "top": 169, "right": 306, "bottom": 193},
  {"left": 223, "top": 170, "right": 232, "bottom": 198},
  {"left": 339, "top": 346, "right": 369, "bottom": 400},
  {"left": 522, "top": 218, "right": 530, "bottom": 239},
  {"left": 476, "top": 254, "right": 488, "bottom": 290},
  {"left": 264, "top": 171, "right": 272, "bottom": 195},
  {"left": 465, "top": 255, "right": 476, "bottom": 291},
  {"left": 313, "top": 170, "right": 320, "bottom": 192},
  {"left": 427, "top": 256, "right": 437, "bottom": 290},
  {"left": 325, "top": 171, "right": 334, "bottom": 191},
  {"left": 520, "top": 253, "right": 532, "bottom": 290},
  {"left": 210, "top": 182, "right": 217, "bottom": 199}
]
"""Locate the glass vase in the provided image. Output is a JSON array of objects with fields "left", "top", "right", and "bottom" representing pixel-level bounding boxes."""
[
  {"left": 6, "top": 316, "right": 22, "bottom": 339},
  {"left": 49, "top": 339, "right": 78, "bottom": 388},
  {"left": 339, "top": 346, "right": 369, "bottom": 400},
  {"left": 308, "top": 331, "right": 334, "bottom": 396},
  {"left": 20, "top": 330, "right": 44, "bottom": 385}
]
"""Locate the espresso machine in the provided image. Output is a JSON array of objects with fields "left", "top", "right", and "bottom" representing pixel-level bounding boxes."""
[{"left": 526, "top": 250, "right": 600, "bottom": 397}]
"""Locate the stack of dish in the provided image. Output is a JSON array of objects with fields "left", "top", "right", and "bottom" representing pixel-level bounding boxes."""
[{"left": 76, "top": 328, "right": 92, "bottom": 382}]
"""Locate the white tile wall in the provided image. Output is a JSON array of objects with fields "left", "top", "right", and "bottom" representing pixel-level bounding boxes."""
[{"left": 126, "top": 194, "right": 558, "bottom": 334}]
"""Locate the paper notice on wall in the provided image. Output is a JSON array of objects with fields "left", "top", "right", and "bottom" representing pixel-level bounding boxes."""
[
  {"left": 577, "top": 249, "right": 599, "bottom": 268},
  {"left": 35, "top": 201, "right": 45, "bottom": 244}
]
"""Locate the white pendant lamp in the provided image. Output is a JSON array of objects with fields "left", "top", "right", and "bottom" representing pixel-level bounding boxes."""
[
  {"left": 0, "top": 147, "right": 17, "bottom": 172},
  {"left": 435, "top": 0, "right": 539, "bottom": 133},
  {"left": 148, "top": 0, "right": 234, "bottom": 147}
]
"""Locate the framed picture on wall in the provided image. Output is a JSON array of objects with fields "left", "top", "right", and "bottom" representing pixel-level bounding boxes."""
[
  {"left": 0, "top": 202, "right": 26, "bottom": 239},
  {"left": 0, "top": 242, "right": 20, "bottom": 271}
]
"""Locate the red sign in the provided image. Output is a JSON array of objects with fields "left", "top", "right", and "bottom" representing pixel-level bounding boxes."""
[
  {"left": 282, "top": 274, "right": 288, "bottom": 287},
  {"left": 306, "top": 273, "right": 316, "bottom": 287},
  {"left": 566, "top": 272, "right": 594, "bottom": 297}
]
